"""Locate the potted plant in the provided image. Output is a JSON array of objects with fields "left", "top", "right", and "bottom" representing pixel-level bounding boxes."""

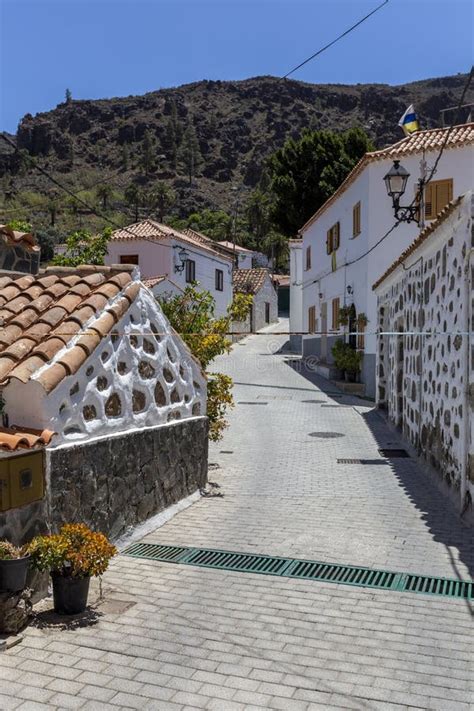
[
  {"left": 331, "top": 339, "right": 347, "bottom": 376},
  {"left": 28, "top": 524, "right": 116, "bottom": 615},
  {"left": 341, "top": 347, "right": 363, "bottom": 382},
  {"left": 337, "top": 306, "right": 351, "bottom": 328},
  {"left": 0, "top": 541, "right": 30, "bottom": 593},
  {"left": 356, "top": 312, "right": 369, "bottom": 328}
]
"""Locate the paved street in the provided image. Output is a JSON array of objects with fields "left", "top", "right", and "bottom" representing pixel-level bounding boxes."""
[{"left": 1, "top": 319, "right": 473, "bottom": 711}]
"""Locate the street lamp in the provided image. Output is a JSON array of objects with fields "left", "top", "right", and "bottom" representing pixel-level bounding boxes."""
[
  {"left": 174, "top": 247, "right": 189, "bottom": 273},
  {"left": 383, "top": 160, "right": 421, "bottom": 223}
]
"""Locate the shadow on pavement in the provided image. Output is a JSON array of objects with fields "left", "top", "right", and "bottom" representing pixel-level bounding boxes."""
[{"left": 284, "top": 356, "right": 474, "bottom": 589}]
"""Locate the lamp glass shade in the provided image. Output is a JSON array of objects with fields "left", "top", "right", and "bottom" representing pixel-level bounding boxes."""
[
  {"left": 178, "top": 248, "right": 188, "bottom": 263},
  {"left": 383, "top": 160, "right": 410, "bottom": 199}
]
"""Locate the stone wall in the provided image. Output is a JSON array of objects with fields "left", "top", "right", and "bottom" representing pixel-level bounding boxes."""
[
  {"left": 0, "top": 499, "right": 49, "bottom": 547},
  {"left": 375, "top": 193, "right": 473, "bottom": 513},
  {"left": 0, "top": 243, "right": 40, "bottom": 275},
  {"left": 46, "top": 416, "right": 208, "bottom": 539}
]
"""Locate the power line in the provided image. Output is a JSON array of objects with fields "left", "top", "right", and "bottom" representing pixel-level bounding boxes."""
[
  {"left": 283, "top": 0, "right": 389, "bottom": 79},
  {"left": 0, "top": 132, "right": 230, "bottom": 261}
]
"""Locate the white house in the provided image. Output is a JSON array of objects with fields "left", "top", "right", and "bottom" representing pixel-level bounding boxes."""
[
  {"left": 105, "top": 220, "right": 234, "bottom": 317},
  {"left": 373, "top": 192, "right": 473, "bottom": 519},
  {"left": 217, "top": 241, "right": 270, "bottom": 270},
  {"left": 0, "top": 263, "right": 208, "bottom": 543},
  {"left": 231, "top": 268, "right": 278, "bottom": 338},
  {"left": 291, "top": 122, "right": 474, "bottom": 398}
]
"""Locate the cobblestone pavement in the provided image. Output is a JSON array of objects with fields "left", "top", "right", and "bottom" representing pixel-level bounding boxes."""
[{"left": 1, "top": 320, "right": 473, "bottom": 711}]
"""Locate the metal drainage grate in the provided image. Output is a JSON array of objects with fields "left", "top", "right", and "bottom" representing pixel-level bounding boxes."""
[
  {"left": 288, "top": 560, "right": 397, "bottom": 590},
  {"left": 321, "top": 404, "right": 353, "bottom": 408},
  {"left": 301, "top": 399, "right": 326, "bottom": 404},
  {"left": 123, "top": 542, "right": 189, "bottom": 563},
  {"left": 238, "top": 401, "right": 268, "bottom": 405},
  {"left": 309, "top": 432, "right": 345, "bottom": 439},
  {"left": 185, "top": 549, "right": 289, "bottom": 575},
  {"left": 402, "top": 574, "right": 472, "bottom": 599},
  {"left": 379, "top": 448, "right": 410, "bottom": 458},
  {"left": 122, "top": 544, "right": 473, "bottom": 600},
  {"left": 337, "top": 458, "right": 390, "bottom": 465},
  {"left": 219, "top": 450, "right": 233, "bottom": 454}
]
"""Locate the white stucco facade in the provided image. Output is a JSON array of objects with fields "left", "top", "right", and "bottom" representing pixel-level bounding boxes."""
[
  {"left": 106, "top": 226, "right": 233, "bottom": 317},
  {"left": 3, "top": 282, "right": 207, "bottom": 446},
  {"left": 293, "top": 131, "right": 474, "bottom": 398},
  {"left": 374, "top": 192, "right": 473, "bottom": 515}
]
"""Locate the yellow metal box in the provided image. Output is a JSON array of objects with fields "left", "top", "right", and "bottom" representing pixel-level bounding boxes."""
[{"left": 0, "top": 450, "right": 44, "bottom": 511}]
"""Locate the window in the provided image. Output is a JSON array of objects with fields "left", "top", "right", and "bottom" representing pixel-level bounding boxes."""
[
  {"left": 305, "top": 246, "right": 311, "bottom": 270},
  {"left": 265, "top": 302, "right": 270, "bottom": 324},
  {"left": 352, "top": 202, "right": 361, "bottom": 237},
  {"left": 357, "top": 324, "right": 365, "bottom": 351},
  {"left": 308, "top": 305, "right": 316, "bottom": 334},
  {"left": 326, "top": 222, "right": 340, "bottom": 254},
  {"left": 215, "top": 269, "right": 224, "bottom": 291},
  {"left": 424, "top": 179, "right": 453, "bottom": 220},
  {"left": 331, "top": 297, "right": 340, "bottom": 330},
  {"left": 185, "top": 259, "right": 196, "bottom": 283},
  {"left": 120, "top": 254, "right": 139, "bottom": 265}
]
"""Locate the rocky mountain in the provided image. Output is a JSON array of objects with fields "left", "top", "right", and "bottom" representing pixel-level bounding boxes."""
[{"left": 1, "top": 73, "right": 472, "bottom": 221}]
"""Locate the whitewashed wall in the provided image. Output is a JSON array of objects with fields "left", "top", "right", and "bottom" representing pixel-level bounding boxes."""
[
  {"left": 289, "top": 241, "right": 303, "bottom": 351},
  {"left": 375, "top": 192, "right": 473, "bottom": 512},
  {"left": 297, "top": 143, "right": 474, "bottom": 398},
  {"left": 5, "top": 285, "right": 207, "bottom": 445}
]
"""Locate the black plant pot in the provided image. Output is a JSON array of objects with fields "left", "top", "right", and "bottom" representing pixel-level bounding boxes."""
[
  {"left": 0, "top": 555, "right": 30, "bottom": 593},
  {"left": 51, "top": 573, "right": 90, "bottom": 615}
]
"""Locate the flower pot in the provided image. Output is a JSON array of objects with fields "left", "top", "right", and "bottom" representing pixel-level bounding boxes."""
[
  {"left": 0, "top": 555, "right": 30, "bottom": 593},
  {"left": 51, "top": 573, "right": 90, "bottom": 615}
]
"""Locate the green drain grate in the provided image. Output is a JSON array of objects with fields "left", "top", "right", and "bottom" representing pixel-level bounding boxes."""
[{"left": 122, "top": 543, "right": 473, "bottom": 600}]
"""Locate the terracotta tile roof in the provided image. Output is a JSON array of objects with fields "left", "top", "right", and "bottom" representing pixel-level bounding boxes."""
[
  {"left": 300, "top": 123, "right": 474, "bottom": 233},
  {"left": 0, "top": 224, "right": 40, "bottom": 253},
  {"left": 0, "top": 425, "right": 55, "bottom": 451},
  {"left": 0, "top": 264, "right": 139, "bottom": 393},
  {"left": 372, "top": 195, "right": 464, "bottom": 291},
  {"left": 218, "top": 240, "right": 254, "bottom": 254},
  {"left": 272, "top": 274, "right": 290, "bottom": 287},
  {"left": 111, "top": 220, "right": 233, "bottom": 262},
  {"left": 143, "top": 275, "right": 167, "bottom": 288},
  {"left": 233, "top": 268, "right": 269, "bottom": 295}
]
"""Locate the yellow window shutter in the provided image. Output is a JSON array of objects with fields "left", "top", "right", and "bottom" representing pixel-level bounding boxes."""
[
  {"left": 353, "top": 203, "right": 360, "bottom": 236},
  {"left": 334, "top": 222, "right": 340, "bottom": 250},
  {"left": 424, "top": 183, "right": 434, "bottom": 220},
  {"left": 326, "top": 229, "right": 332, "bottom": 255},
  {"left": 435, "top": 179, "right": 453, "bottom": 216}
]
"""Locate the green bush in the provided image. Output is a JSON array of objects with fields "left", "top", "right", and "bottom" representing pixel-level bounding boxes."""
[{"left": 331, "top": 340, "right": 362, "bottom": 374}]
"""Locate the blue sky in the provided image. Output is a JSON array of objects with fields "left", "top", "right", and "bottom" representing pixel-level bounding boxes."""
[{"left": 0, "top": 0, "right": 472, "bottom": 132}]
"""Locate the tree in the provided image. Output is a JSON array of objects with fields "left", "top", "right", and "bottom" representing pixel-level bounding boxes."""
[
  {"left": 124, "top": 183, "right": 142, "bottom": 222},
  {"left": 96, "top": 183, "right": 114, "bottom": 210},
  {"left": 246, "top": 188, "right": 272, "bottom": 247},
  {"left": 185, "top": 209, "right": 232, "bottom": 241},
  {"left": 262, "top": 229, "right": 289, "bottom": 270},
  {"left": 35, "top": 227, "right": 61, "bottom": 262},
  {"left": 267, "top": 127, "right": 373, "bottom": 236},
  {"left": 159, "top": 285, "right": 252, "bottom": 441},
  {"left": 141, "top": 130, "right": 156, "bottom": 176},
  {"left": 65, "top": 88, "right": 72, "bottom": 104},
  {"left": 147, "top": 182, "right": 176, "bottom": 222},
  {"left": 178, "top": 121, "right": 202, "bottom": 185},
  {"left": 46, "top": 192, "right": 62, "bottom": 226},
  {"left": 52, "top": 227, "right": 111, "bottom": 267},
  {"left": 121, "top": 144, "right": 130, "bottom": 171}
]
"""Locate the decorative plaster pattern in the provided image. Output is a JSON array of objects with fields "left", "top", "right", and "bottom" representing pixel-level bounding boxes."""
[
  {"left": 42, "top": 287, "right": 206, "bottom": 444},
  {"left": 376, "top": 195, "right": 473, "bottom": 507}
]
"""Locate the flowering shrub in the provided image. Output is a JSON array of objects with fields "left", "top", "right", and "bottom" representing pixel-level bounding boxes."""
[
  {"left": 28, "top": 524, "right": 117, "bottom": 578},
  {"left": 0, "top": 541, "right": 26, "bottom": 560}
]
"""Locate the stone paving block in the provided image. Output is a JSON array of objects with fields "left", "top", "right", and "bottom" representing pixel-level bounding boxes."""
[
  {"left": 79, "top": 684, "right": 117, "bottom": 703},
  {"left": 46, "top": 678, "right": 85, "bottom": 695},
  {"left": 170, "top": 690, "right": 212, "bottom": 707},
  {"left": 49, "top": 691, "right": 85, "bottom": 709}
]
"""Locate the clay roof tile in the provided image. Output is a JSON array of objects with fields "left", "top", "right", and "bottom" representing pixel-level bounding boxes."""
[
  {"left": 8, "top": 354, "right": 48, "bottom": 383},
  {"left": 0, "top": 268, "right": 140, "bottom": 392},
  {"left": 35, "top": 363, "right": 69, "bottom": 393},
  {"left": 0, "top": 425, "right": 55, "bottom": 450},
  {"left": 57, "top": 346, "right": 88, "bottom": 375}
]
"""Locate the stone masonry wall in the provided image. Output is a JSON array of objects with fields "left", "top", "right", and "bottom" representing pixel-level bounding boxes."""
[
  {"left": 376, "top": 194, "right": 473, "bottom": 511},
  {"left": 46, "top": 416, "right": 208, "bottom": 540},
  {"left": 0, "top": 243, "right": 40, "bottom": 275}
]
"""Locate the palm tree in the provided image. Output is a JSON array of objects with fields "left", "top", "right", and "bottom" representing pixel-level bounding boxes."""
[
  {"left": 148, "top": 182, "right": 176, "bottom": 222},
  {"left": 124, "top": 184, "right": 142, "bottom": 222},
  {"left": 96, "top": 183, "right": 114, "bottom": 210}
]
